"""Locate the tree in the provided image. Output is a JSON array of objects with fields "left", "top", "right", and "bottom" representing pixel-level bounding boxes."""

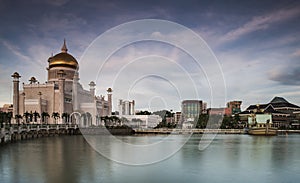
[
  {"left": 62, "top": 113, "right": 70, "bottom": 124},
  {"left": 29, "top": 111, "right": 33, "bottom": 122},
  {"left": 15, "top": 114, "right": 23, "bottom": 125},
  {"left": 0, "top": 112, "right": 11, "bottom": 127},
  {"left": 196, "top": 114, "right": 209, "bottom": 129},
  {"left": 136, "top": 111, "right": 152, "bottom": 115},
  {"left": 7, "top": 112, "right": 12, "bottom": 126},
  {"left": 41, "top": 112, "right": 50, "bottom": 124},
  {"left": 33, "top": 111, "right": 40, "bottom": 123},
  {"left": 23, "top": 111, "right": 30, "bottom": 123},
  {"left": 111, "top": 116, "right": 121, "bottom": 126},
  {"left": 52, "top": 112, "right": 60, "bottom": 124},
  {"left": 121, "top": 117, "right": 129, "bottom": 126}
]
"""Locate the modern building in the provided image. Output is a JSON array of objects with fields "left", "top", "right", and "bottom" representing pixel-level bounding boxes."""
[
  {"left": 239, "top": 96, "right": 300, "bottom": 128},
  {"left": 181, "top": 100, "right": 206, "bottom": 123},
  {"left": 11, "top": 40, "right": 112, "bottom": 126},
  {"left": 118, "top": 99, "right": 135, "bottom": 115}
]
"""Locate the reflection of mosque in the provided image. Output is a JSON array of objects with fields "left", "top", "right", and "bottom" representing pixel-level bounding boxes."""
[{"left": 11, "top": 40, "right": 112, "bottom": 126}]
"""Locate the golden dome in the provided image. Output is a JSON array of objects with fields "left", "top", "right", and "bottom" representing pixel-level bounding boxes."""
[{"left": 48, "top": 40, "right": 78, "bottom": 69}]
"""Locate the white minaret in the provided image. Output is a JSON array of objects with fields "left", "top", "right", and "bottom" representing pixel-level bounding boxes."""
[
  {"left": 11, "top": 72, "right": 21, "bottom": 123},
  {"left": 58, "top": 70, "right": 65, "bottom": 123},
  {"left": 89, "top": 81, "right": 96, "bottom": 98},
  {"left": 72, "top": 72, "right": 79, "bottom": 111},
  {"left": 107, "top": 88, "right": 112, "bottom": 116}
]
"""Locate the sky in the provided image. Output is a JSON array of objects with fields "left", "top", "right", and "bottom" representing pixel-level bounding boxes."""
[{"left": 0, "top": 0, "right": 300, "bottom": 112}]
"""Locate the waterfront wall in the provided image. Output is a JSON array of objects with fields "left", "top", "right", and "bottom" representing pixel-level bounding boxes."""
[{"left": 0, "top": 124, "right": 81, "bottom": 144}]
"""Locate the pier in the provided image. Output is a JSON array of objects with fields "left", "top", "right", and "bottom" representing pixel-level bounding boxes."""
[{"left": 0, "top": 124, "right": 81, "bottom": 144}]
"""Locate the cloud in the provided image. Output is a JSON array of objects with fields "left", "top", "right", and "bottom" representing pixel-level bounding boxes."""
[
  {"left": 0, "top": 64, "right": 13, "bottom": 106},
  {"left": 269, "top": 66, "right": 300, "bottom": 85},
  {"left": 206, "top": 6, "right": 300, "bottom": 46},
  {"left": 45, "top": 0, "right": 69, "bottom": 6},
  {"left": 292, "top": 49, "right": 300, "bottom": 57},
  {"left": 0, "top": 39, "right": 31, "bottom": 63}
]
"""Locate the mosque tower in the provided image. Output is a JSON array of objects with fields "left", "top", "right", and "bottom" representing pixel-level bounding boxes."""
[
  {"left": 11, "top": 72, "right": 21, "bottom": 119},
  {"left": 47, "top": 39, "right": 78, "bottom": 85}
]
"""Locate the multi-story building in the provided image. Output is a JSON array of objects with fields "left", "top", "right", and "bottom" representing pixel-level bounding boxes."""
[
  {"left": 181, "top": 100, "right": 206, "bottom": 123},
  {"left": 174, "top": 112, "right": 181, "bottom": 124},
  {"left": 239, "top": 97, "right": 300, "bottom": 128},
  {"left": 226, "top": 101, "right": 242, "bottom": 115},
  {"left": 10, "top": 40, "right": 112, "bottom": 126},
  {"left": 118, "top": 99, "right": 135, "bottom": 115}
]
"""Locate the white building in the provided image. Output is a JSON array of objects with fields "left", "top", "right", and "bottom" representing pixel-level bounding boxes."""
[
  {"left": 11, "top": 40, "right": 112, "bottom": 126},
  {"left": 118, "top": 99, "right": 135, "bottom": 115},
  {"left": 120, "top": 115, "right": 162, "bottom": 129}
]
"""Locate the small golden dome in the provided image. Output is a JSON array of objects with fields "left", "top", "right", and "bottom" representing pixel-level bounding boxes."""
[{"left": 48, "top": 40, "right": 78, "bottom": 69}]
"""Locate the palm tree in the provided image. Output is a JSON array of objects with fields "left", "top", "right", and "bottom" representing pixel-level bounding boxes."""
[
  {"left": 29, "top": 111, "right": 33, "bottom": 123},
  {"left": 52, "top": 112, "right": 60, "bottom": 124},
  {"left": 104, "top": 116, "right": 110, "bottom": 126},
  {"left": 41, "top": 112, "right": 50, "bottom": 124},
  {"left": 23, "top": 111, "right": 30, "bottom": 123},
  {"left": 15, "top": 114, "right": 23, "bottom": 126},
  {"left": 33, "top": 111, "right": 40, "bottom": 123},
  {"left": 0, "top": 111, "right": 7, "bottom": 127},
  {"left": 7, "top": 112, "right": 12, "bottom": 126},
  {"left": 62, "top": 113, "right": 69, "bottom": 124}
]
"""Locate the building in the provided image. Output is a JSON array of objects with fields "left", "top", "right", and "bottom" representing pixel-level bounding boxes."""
[
  {"left": 207, "top": 108, "right": 226, "bottom": 115},
  {"left": 118, "top": 99, "right": 135, "bottom": 115},
  {"left": 226, "top": 101, "right": 242, "bottom": 115},
  {"left": 0, "top": 104, "right": 13, "bottom": 113},
  {"left": 181, "top": 100, "right": 206, "bottom": 123},
  {"left": 120, "top": 115, "right": 162, "bottom": 129},
  {"left": 181, "top": 100, "right": 206, "bottom": 128},
  {"left": 11, "top": 40, "right": 112, "bottom": 126},
  {"left": 174, "top": 112, "right": 182, "bottom": 124},
  {"left": 239, "top": 96, "right": 300, "bottom": 128}
]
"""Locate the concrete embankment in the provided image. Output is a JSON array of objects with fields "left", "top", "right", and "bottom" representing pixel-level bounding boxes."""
[
  {"left": 0, "top": 125, "right": 81, "bottom": 144},
  {"left": 134, "top": 129, "right": 246, "bottom": 134},
  {"left": 135, "top": 129, "right": 300, "bottom": 135}
]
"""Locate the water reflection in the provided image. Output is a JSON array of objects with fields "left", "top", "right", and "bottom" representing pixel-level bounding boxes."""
[{"left": 1, "top": 135, "right": 300, "bottom": 183}]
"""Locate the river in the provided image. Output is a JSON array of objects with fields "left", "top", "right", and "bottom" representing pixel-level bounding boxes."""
[{"left": 1, "top": 134, "right": 300, "bottom": 183}]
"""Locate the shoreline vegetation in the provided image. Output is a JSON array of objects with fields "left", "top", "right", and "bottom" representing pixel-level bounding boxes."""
[{"left": 1, "top": 123, "right": 300, "bottom": 145}]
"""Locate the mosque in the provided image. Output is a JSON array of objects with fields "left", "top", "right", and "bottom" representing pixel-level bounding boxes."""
[{"left": 11, "top": 40, "right": 112, "bottom": 126}]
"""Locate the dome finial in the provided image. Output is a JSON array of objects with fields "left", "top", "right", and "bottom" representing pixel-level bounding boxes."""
[{"left": 61, "top": 39, "right": 68, "bottom": 53}]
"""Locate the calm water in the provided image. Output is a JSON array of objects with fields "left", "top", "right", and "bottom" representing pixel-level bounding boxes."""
[{"left": 1, "top": 134, "right": 300, "bottom": 183}]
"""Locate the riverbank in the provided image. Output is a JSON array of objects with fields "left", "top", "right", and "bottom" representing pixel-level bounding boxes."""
[
  {"left": 2, "top": 126, "right": 300, "bottom": 145},
  {"left": 0, "top": 124, "right": 81, "bottom": 145},
  {"left": 134, "top": 128, "right": 300, "bottom": 135},
  {"left": 135, "top": 128, "right": 246, "bottom": 134}
]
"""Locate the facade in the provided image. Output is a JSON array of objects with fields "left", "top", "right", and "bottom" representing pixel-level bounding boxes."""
[
  {"left": 207, "top": 108, "right": 226, "bottom": 115},
  {"left": 120, "top": 115, "right": 162, "bottom": 129},
  {"left": 226, "top": 101, "right": 242, "bottom": 115},
  {"left": 118, "top": 99, "right": 135, "bottom": 115},
  {"left": 181, "top": 100, "right": 206, "bottom": 123},
  {"left": 239, "top": 97, "right": 300, "bottom": 128},
  {"left": 11, "top": 41, "right": 112, "bottom": 126},
  {"left": 0, "top": 104, "right": 13, "bottom": 113},
  {"left": 174, "top": 112, "right": 182, "bottom": 124}
]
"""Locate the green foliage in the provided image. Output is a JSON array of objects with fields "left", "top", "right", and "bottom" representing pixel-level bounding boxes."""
[
  {"left": 0, "top": 111, "right": 12, "bottom": 127},
  {"left": 195, "top": 114, "right": 209, "bottom": 128},
  {"left": 136, "top": 111, "right": 152, "bottom": 115}
]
